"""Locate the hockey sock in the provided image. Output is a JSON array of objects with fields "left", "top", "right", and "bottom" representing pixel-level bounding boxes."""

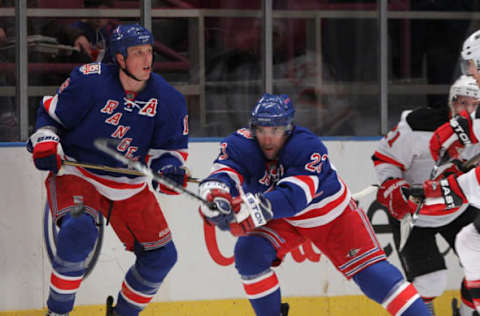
[
  {"left": 242, "top": 271, "right": 281, "bottom": 316},
  {"left": 47, "top": 213, "right": 98, "bottom": 313},
  {"left": 115, "top": 241, "right": 177, "bottom": 316},
  {"left": 234, "top": 235, "right": 280, "bottom": 316},
  {"left": 353, "top": 260, "right": 431, "bottom": 315},
  {"left": 421, "top": 297, "right": 435, "bottom": 315},
  {"left": 465, "top": 279, "right": 480, "bottom": 313}
]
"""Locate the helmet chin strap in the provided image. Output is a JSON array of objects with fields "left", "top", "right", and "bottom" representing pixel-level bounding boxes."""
[{"left": 120, "top": 65, "right": 142, "bottom": 82}]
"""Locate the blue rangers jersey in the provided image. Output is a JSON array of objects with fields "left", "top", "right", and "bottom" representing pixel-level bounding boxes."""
[
  {"left": 35, "top": 63, "right": 189, "bottom": 200},
  {"left": 205, "top": 126, "right": 352, "bottom": 228}
]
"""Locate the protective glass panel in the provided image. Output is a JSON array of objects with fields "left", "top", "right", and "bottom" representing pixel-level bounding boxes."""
[
  {"left": 386, "top": 7, "right": 478, "bottom": 131},
  {"left": 152, "top": 0, "right": 260, "bottom": 10},
  {"left": 0, "top": 16, "right": 17, "bottom": 141},
  {"left": 272, "top": 13, "right": 379, "bottom": 136},
  {"left": 273, "top": 0, "right": 377, "bottom": 11},
  {"left": 203, "top": 16, "right": 263, "bottom": 137}
]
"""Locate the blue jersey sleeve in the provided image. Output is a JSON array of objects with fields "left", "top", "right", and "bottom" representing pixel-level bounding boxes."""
[
  {"left": 205, "top": 130, "right": 259, "bottom": 197},
  {"left": 35, "top": 63, "right": 101, "bottom": 131}
]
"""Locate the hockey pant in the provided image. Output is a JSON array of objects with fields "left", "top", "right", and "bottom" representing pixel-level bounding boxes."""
[
  {"left": 234, "top": 234, "right": 431, "bottom": 316},
  {"left": 456, "top": 222, "right": 480, "bottom": 313}
]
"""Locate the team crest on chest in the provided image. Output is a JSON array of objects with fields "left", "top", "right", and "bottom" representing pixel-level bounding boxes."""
[{"left": 259, "top": 161, "right": 284, "bottom": 187}]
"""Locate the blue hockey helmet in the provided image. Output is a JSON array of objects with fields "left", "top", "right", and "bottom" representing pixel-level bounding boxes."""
[
  {"left": 249, "top": 93, "right": 295, "bottom": 134},
  {"left": 110, "top": 24, "right": 153, "bottom": 63}
]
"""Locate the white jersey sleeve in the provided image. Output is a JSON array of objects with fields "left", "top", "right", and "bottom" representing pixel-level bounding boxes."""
[{"left": 372, "top": 110, "right": 434, "bottom": 185}]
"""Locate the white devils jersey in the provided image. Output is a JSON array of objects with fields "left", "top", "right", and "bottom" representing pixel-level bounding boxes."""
[{"left": 372, "top": 108, "right": 480, "bottom": 227}]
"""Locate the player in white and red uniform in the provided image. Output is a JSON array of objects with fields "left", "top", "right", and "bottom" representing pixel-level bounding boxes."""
[
  {"left": 372, "top": 74, "right": 480, "bottom": 315},
  {"left": 198, "top": 93, "right": 431, "bottom": 316},
  {"left": 415, "top": 30, "right": 480, "bottom": 315},
  {"left": 28, "top": 24, "right": 189, "bottom": 316}
]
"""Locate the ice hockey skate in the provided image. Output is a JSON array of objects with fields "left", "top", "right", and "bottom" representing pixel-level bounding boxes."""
[
  {"left": 106, "top": 296, "right": 120, "bottom": 316},
  {"left": 281, "top": 302, "right": 290, "bottom": 316}
]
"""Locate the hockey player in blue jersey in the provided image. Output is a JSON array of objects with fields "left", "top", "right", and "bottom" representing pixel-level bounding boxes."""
[
  {"left": 28, "top": 24, "right": 189, "bottom": 316},
  {"left": 198, "top": 93, "right": 432, "bottom": 316}
]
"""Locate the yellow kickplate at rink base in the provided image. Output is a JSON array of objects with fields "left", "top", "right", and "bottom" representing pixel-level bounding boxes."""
[{"left": 0, "top": 290, "right": 460, "bottom": 316}]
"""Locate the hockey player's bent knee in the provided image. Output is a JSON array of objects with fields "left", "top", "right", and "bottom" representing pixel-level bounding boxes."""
[
  {"left": 57, "top": 213, "right": 98, "bottom": 262},
  {"left": 353, "top": 260, "right": 404, "bottom": 303},
  {"left": 234, "top": 235, "right": 277, "bottom": 275},
  {"left": 136, "top": 242, "right": 178, "bottom": 283}
]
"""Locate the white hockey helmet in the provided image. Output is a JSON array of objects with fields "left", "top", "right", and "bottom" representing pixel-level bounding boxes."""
[
  {"left": 449, "top": 75, "right": 480, "bottom": 114},
  {"left": 461, "top": 30, "right": 480, "bottom": 76}
]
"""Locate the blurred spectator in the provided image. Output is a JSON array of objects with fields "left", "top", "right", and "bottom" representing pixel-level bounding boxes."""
[
  {"left": 410, "top": 0, "right": 478, "bottom": 107},
  {"left": 70, "top": 0, "right": 118, "bottom": 63},
  {"left": 0, "top": 17, "right": 16, "bottom": 141}
]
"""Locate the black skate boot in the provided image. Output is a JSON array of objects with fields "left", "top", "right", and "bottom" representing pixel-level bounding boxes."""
[
  {"left": 46, "top": 311, "right": 68, "bottom": 316},
  {"left": 452, "top": 298, "right": 460, "bottom": 316},
  {"left": 106, "top": 296, "right": 119, "bottom": 316},
  {"left": 280, "top": 302, "right": 289, "bottom": 316},
  {"left": 452, "top": 298, "right": 480, "bottom": 316}
]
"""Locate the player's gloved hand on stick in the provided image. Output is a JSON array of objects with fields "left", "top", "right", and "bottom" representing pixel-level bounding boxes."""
[
  {"left": 159, "top": 164, "right": 187, "bottom": 186},
  {"left": 420, "top": 174, "right": 468, "bottom": 214},
  {"left": 198, "top": 180, "right": 239, "bottom": 230},
  {"left": 152, "top": 164, "right": 188, "bottom": 194},
  {"left": 377, "top": 178, "right": 416, "bottom": 220},
  {"left": 432, "top": 159, "right": 468, "bottom": 180},
  {"left": 29, "top": 128, "right": 64, "bottom": 173},
  {"left": 430, "top": 112, "right": 476, "bottom": 162},
  {"left": 229, "top": 193, "right": 273, "bottom": 236}
]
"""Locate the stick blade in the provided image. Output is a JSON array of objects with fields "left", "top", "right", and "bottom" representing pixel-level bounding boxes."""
[{"left": 399, "top": 213, "right": 413, "bottom": 251}]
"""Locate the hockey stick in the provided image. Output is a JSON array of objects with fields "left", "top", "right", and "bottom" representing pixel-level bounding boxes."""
[
  {"left": 352, "top": 185, "right": 379, "bottom": 201},
  {"left": 93, "top": 138, "right": 213, "bottom": 208},
  {"left": 62, "top": 160, "right": 199, "bottom": 183},
  {"left": 398, "top": 150, "right": 480, "bottom": 251}
]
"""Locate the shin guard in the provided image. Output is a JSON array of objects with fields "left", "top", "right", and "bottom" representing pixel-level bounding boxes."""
[
  {"left": 234, "top": 235, "right": 280, "bottom": 316},
  {"left": 115, "top": 241, "right": 177, "bottom": 316},
  {"left": 47, "top": 213, "right": 98, "bottom": 314},
  {"left": 353, "top": 260, "right": 431, "bottom": 315}
]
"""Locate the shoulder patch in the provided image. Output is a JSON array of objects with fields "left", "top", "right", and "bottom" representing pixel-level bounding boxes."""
[
  {"left": 406, "top": 106, "right": 449, "bottom": 131},
  {"left": 236, "top": 128, "right": 254, "bottom": 139},
  {"left": 79, "top": 63, "right": 101, "bottom": 75}
]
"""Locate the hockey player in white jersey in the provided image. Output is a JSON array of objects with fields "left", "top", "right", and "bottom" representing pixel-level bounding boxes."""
[
  {"left": 372, "top": 74, "right": 480, "bottom": 315},
  {"left": 412, "top": 29, "right": 480, "bottom": 316}
]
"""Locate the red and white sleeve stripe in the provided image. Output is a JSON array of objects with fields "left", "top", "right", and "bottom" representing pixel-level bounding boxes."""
[
  {"left": 42, "top": 95, "right": 63, "bottom": 126},
  {"left": 277, "top": 175, "right": 319, "bottom": 205},
  {"left": 209, "top": 163, "right": 244, "bottom": 187}
]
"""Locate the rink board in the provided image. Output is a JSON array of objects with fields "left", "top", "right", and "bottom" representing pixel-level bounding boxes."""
[{"left": 0, "top": 141, "right": 465, "bottom": 315}]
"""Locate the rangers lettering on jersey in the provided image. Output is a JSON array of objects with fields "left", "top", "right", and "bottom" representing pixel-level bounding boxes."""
[{"left": 34, "top": 63, "right": 189, "bottom": 201}]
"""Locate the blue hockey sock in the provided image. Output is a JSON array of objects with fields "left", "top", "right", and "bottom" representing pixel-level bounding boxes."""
[
  {"left": 115, "top": 242, "right": 177, "bottom": 316},
  {"left": 353, "top": 260, "right": 431, "bottom": 315},
  {"left": 249, "top": 288, "right": 281, "bottom": 316},
  {"left": 234, "top": 235, "right": 281, "bottom": 316}
]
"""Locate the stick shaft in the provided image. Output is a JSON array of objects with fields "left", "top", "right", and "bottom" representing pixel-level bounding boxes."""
[
  {"left": 94, "top": 139, "right": 209, "bottom": 206},
  {"left": 62, "top": 160, "right": 199, "bottom": 183}
]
